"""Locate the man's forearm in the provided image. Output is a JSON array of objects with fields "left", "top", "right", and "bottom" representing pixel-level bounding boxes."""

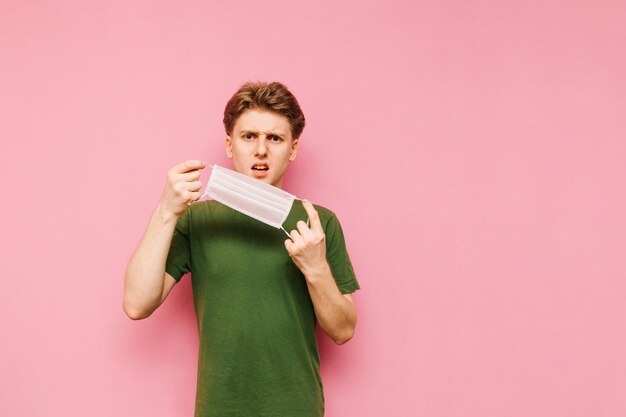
[
  {"left": 123, "top": 202, "right": 178, "bottom": 319},
  {"left": 304, "top": 262, "right": 357, "bottom": 344}
]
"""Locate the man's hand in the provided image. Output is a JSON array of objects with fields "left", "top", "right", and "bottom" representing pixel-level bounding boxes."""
[
  {"left": 158, "top": 160, "right": 206, "bottom": 221},
  {"left": 285, "top": 200, "right": 357, "bottom": 344},
  {"left": 284, "top": 200, "right": 328, "bottom": 279}
]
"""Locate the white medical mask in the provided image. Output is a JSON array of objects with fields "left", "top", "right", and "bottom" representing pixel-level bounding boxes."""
[{"left": 200, "top": 164, "right": 306, "bottom": 237}]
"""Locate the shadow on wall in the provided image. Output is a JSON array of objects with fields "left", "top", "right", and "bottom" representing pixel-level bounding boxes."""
[
  {"left": 317, "top": 325, "right": 356, "bottom": 375},
  {"left": 119, "top": 275, "right": 198, "bottom": 411}
]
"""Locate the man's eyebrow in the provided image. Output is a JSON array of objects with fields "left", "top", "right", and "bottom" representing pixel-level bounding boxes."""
[{"left": 240, "top": 129, "right": 287, "bottom": 138}]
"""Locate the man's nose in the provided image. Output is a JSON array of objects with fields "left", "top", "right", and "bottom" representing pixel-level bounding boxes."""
[{"left": 255, "top": 136, "right": 268, "bottom": 156}]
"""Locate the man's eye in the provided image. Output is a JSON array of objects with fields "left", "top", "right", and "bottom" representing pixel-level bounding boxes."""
[
  {"left": 244, "top": 133, "right": 254, "bottom": 140},
  {"left": 269, "top": 136, "right": 283, "bottom": 143}
]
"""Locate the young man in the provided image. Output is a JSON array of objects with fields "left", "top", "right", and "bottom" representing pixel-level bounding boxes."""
[{"left": 123, "top": 81, "right": 360, "bottom": 417}]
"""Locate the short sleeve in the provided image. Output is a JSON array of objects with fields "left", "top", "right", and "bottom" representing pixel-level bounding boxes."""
[
  {"left": 325, "top": 214, "right": 360, "bottom": 294},
  {"left": 165, "top": 209, "right": 191, "bottom": 282}
]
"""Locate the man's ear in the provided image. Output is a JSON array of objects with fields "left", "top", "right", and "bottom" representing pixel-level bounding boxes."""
[
  {"left": 225, "top": 136, "right": 233, "bottom": 159},
  {"left": 289, "top": 139, "right": 299, "bottom": 161}
]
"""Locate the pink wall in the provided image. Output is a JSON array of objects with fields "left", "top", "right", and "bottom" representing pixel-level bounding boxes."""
[{"left": 1, "top": 1, "right": 625, "bottom": 416}]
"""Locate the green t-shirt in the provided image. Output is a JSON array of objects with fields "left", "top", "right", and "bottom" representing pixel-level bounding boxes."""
[{"left": 165, "top": 199, "right": 360, "bottom": 417}]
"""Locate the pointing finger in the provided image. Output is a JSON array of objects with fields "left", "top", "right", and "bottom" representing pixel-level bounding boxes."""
[{"left": 302, "top": 200, "right": 323, "bottom": 233}]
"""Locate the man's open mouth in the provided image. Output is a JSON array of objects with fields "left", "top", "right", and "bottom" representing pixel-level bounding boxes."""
[{"left": 251, "top": 163, "right": 269, "bottom": 171}]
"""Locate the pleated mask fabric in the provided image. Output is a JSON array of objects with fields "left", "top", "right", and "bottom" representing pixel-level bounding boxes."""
[{"left": 200, "top": 164, "right": 301, "bottom": 237}]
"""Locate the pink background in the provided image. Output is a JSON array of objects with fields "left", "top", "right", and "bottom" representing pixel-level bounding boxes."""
[{"left": 1, "top": 1, "right": 625, "bottom": 416}]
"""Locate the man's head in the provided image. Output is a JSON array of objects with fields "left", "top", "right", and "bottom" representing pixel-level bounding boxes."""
[{"left": 223, "top": 81, "right": 305, "bottom": 189}]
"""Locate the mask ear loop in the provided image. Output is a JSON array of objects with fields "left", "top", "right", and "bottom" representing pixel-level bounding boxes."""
[{"left": 280, "top": 226, "right": 292, "bottom": 239}]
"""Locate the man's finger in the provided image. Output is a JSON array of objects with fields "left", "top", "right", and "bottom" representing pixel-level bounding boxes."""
[
  {"left": 173, "top": 160, "right": 206, "bottom": 174},
  {"left": 183, "top": 180, "right": 202, "bottom": 191},
  {"left": 302, "top": 200, "right": 323, "bottom": 233},
  {"left": 296, "top": 220, "right": 313, "bottom": 240},
  {"left": 179, "top": 169, "right": 202, "bottom": 181},
  {"left": 290, "top": 229, "right": 303, "bottom": 246},
  {"left": 284, "top": 239, "right": 294, "bottom": 255}
]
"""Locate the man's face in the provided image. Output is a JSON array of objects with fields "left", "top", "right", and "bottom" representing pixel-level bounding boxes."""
[{"left": 225, "top": 109, "right": 298, "bottom": 189}]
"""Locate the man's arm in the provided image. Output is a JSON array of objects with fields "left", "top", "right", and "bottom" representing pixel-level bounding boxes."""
[
  {"left": 284, "top": 200, "right": 358, "bottom": 344},
  {"left": 123, "top": 160, "right": 205, "bottom": 320},
  {"left": 304, "top": 266, "right": 357, "bottom": 344},
  {"left": 123, "top": 205, "right": 178, "bottom": 320}
]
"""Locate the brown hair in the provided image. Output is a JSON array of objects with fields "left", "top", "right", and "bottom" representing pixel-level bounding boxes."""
[{"left": 223, "top": 81, "right": 306, "bottom": 140}]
